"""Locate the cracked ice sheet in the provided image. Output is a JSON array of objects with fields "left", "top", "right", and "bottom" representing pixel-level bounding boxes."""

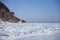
[{"left": 0, "top": 23, "right": 60, "bottom": 40}]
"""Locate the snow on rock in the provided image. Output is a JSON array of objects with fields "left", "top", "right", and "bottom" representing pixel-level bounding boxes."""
[{"left": 0, "top": 23, "right": 60, "bottom": 40}]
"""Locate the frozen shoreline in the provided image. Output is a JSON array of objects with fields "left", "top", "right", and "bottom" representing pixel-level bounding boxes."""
[{"left": 0, "top": 23, "right": 60, "bottom": 40}]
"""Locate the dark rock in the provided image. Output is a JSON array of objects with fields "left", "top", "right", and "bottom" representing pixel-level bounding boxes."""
[{"left": 0, "top": 2, "right": 26, "bottom": 23}]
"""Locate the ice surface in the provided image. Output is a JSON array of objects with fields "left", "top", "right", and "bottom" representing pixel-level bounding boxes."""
[{"left": 0, "top": 23, "right": 60, "bottom": 40}]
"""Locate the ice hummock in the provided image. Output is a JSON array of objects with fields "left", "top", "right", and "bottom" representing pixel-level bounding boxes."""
[{"left": 0, "top": 23, "right": 60, "bottom": 40}]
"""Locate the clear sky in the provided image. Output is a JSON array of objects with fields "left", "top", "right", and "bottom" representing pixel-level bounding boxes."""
[{"left": 0, "top": 0, "right": 60, "bottom": 23}]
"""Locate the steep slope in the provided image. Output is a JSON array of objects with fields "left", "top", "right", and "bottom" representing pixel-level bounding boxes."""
[{"left": 0, "top": 2, "right": 26, "bottom": 23}]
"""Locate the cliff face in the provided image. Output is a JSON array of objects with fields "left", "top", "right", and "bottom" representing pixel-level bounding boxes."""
[{"left": 0, "top": 2, "right": 26, "bottom": 23}]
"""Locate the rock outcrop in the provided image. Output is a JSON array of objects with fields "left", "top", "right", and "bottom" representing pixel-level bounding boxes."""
[{"left": 0, "top": 2, "right": 26, "bottom": 23}]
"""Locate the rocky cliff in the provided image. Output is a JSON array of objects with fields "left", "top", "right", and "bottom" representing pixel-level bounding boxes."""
[{"left": 0, "top": 2, "right": 26, "bottom": 23}]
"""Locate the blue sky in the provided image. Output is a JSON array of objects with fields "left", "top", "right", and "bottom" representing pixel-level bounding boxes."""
[{"left": 0, "top": 0, "right": 60, "bottom": 23}]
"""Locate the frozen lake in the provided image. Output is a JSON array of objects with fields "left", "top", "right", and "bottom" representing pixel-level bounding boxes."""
[{"left": 0, "top": 23, "right": 60, "bottom": 40}]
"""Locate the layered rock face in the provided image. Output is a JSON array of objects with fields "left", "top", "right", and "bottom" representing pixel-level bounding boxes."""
[{"left": 0, "top": 2, "right": 26, "bottom": 23}]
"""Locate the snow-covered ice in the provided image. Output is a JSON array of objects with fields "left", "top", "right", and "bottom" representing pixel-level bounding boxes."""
[{"left": 0, "top": 23, "right": 60, "bottom": 40}]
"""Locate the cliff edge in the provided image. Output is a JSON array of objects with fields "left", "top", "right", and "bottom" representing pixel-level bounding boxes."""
[{"left": 0, "top": 2, "right": 26, "bottom": 23}]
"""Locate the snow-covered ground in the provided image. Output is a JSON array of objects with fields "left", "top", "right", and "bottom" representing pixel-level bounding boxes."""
[{"left": 0, "top": 23, "right": 60, "bottom": 40}]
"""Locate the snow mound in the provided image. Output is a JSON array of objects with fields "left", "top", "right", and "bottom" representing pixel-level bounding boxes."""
[{"left": 0, "top": 23, "right": 60, "bottom": 40}]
